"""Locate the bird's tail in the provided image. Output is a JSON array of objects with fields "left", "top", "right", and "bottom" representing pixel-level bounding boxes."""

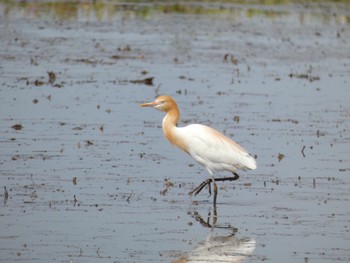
[{"left": 242, "top": 153, "right": 257, "bottom": 170}]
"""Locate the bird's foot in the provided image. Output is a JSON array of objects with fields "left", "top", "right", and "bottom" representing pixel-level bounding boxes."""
[
  {"left": 189, "top": 174, "right": 240, "bottom": 197},
  {"left": 189, "top": 178, "right": 212, "bottom": 196}
]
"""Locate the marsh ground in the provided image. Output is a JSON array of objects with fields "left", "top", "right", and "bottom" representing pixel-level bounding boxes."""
[{"left": 1, "top": 1, "right": 350, "bottom": 262}]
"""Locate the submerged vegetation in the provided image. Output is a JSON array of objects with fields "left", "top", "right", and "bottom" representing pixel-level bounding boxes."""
[{"left": 0, "top": 0, "right": 349, "bottom": 24}]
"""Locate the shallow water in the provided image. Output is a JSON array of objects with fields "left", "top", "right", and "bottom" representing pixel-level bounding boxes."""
[{"left": 1, "top": 1, "right": 350, "bottom": 263}]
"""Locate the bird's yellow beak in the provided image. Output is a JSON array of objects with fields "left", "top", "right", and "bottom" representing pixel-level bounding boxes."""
[{"left": 140, "top": 100, "right": 158, "bottom": 107}]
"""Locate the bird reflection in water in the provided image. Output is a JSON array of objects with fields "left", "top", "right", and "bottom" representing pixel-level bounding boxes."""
[
  {"left": 173, "top": 234, "right": 256, "bottom": 263},
  {"left": 172, "top": 209, "right": 256, "bottom": 263}
]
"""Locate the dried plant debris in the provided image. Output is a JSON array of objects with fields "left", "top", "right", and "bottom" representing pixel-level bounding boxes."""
[
  {"left": 301, "top": 145, "right": 306, "bottom": 157},
  {"left": 271, "top": 118, "right": 299, "bottom": 124},
  {"left": 31, "top": 71, "right": 63, "bottom": 87},
  {"left": 129, "top": 77, "right": 154, "bottom": 86},
  {"left": 278, "top": 153, "right": 285, "bottom": 162},
  {"left": 179, "top": 75, "right": 194, "bottom": 81},
  {"left": 47, "top": 71, "right": 56, "bottom": 84},
  {"left": 11, "top": 124, "right": 23, "bottom": 130},
  {"left": 288, "top": 73, "right": 320, "bottom": 82},
  {"left": 74, "top": 58, "right": 98, "bottom": 64},
  {"left": 72, "top": 177, "right": 77, "bottom": 185},
  {"left": 110, "top": 54, "right": 144, "bottom": 60},
  {"left": 223, "top": 53, "right": 239, "bottom": 64},
  {"left": 117, "top": 44, "right": 131, "bottom": 52},
  {"left": 4, "top": 187, "right": 9, "bottom": 206},
  {"left": 85, "top": 140, "right": 93, "bottom": 146},
  {"left": 34, "top": 79, "right": 45, "bottom": 86},
  {"left": 160, "top": 178, "right": 174, "bottom": 196}
]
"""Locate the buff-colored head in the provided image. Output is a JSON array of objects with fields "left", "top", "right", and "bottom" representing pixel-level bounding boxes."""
[{"left": 140, "top": 95, "right": 178, "bottom": 112}]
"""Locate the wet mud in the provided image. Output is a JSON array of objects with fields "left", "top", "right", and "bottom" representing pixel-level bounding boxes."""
[{"left": 1, "top": 1, "right": 350, "bottom": 263}]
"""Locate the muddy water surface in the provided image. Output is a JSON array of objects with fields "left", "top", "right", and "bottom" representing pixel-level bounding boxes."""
[{"left": 1, "top": 1, "right": 350, "bottom": 263}]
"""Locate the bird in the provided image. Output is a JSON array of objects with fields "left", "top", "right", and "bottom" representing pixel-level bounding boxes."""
[{"left": 140, "top": 95, "right": 256, "bottom": 205}]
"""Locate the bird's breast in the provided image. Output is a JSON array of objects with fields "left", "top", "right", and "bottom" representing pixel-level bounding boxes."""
[{"left": 163, "top": 125, "right": 190, "bottom": 154}]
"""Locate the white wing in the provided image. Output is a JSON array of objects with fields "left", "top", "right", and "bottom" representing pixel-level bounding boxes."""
[{"left": 175, "top": 124, "right": 256, "bottom": 173}]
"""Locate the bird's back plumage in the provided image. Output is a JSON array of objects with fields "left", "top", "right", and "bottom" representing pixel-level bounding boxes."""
[{"left": 174, "top": 124, "right": 256, "bottom": 174}]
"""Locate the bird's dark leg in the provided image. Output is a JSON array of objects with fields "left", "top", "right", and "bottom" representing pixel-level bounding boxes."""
[
  {"left": 207, "top": 181, "right": 212, "bottom": 196},
  {"left": 213, "top": 178, "right": 218, "bottom": 207},
  {"left": 189, "top": 172, "right": 240, "bottom": 197},
  {"left": 213, "top": 193, "right": 218, "bottom": 225}
]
